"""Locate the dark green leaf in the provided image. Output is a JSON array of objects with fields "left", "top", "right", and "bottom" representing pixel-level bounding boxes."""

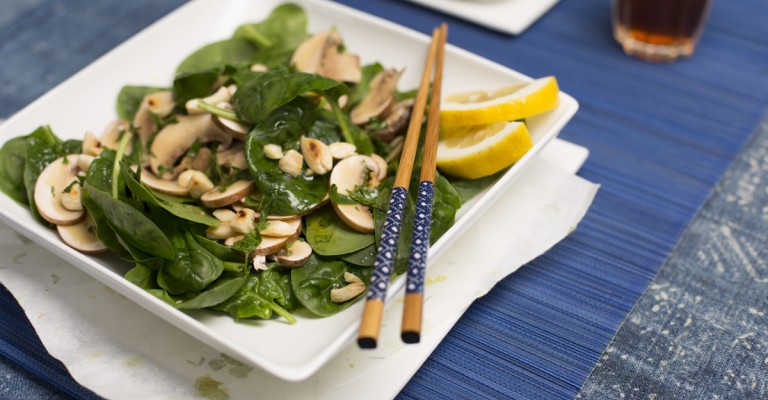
[
  {"left": 290, "top": 255, "right": 371, "bottom": 317},
  {"left": 116, "top": 86, "right": 166, "bottom": 120},
  {"left": 304, "top": 205, "right": 375, "bottom": 256},
  {"left": 176, "top": 271, "right": 248, "bottom": 310}
]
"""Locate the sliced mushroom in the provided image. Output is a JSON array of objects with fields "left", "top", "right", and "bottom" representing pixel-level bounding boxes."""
[
  {"left": 319, "top": 53, "right": 361, "bottom": 83},
  {"left": 34, "top": 155, "right": 86, "bottom": 226},
  {"left": 77, "top": 154, "right": 95, "bottom": 171},
  {"left": 211, "top": 101, "right": 250, "bottom": 141},
  {"left": 276, "top": 240, "right": 313, "bottom": 268},
  {"left": 200, "top": 179, "right": 254, "bottom": 209},
  {"left": 57, "top": 214, "right": 107, "bottom": 254},
  {"left": 140, "top": 168, "right": 189, "bottom": 197},
  {"left": 149, "top": 114, "right": 232, "bottom": 178},
  {"left": 250, "top": 217, "right": 302, "bottom": 256},
  {"left": 300, "top": 137, "right": 332, "bottom": 175},
  {"left": 206, "top": 222, "right": 234, "bottom": 240},
  {"left": 329, "top": 155, "right": 380, "bottom": 233},
  {"left": 100, "top": 118, "right": 131, "bottom": 152},
  {"left": 133, "top": 90, "right": 174, "bottom": 145},
  {"left": 290, "top": 30, "right": 342, "bottom": 74},
  {"left": 376, "top": 99, "right": 414, "bottom": 142},
  {"left": 330, "top": 272, "right": 366, "bottom": 303},
  {"left": 217, "top": 141, "right": 246, "bottom": 170},
  {"left": 370, "top": 153, "right": 388, "bottom": 181},
  {"left": 259, "top": 220, "right": 296, "bottom": 237},
  {"left": 350, "top": 69, "right": 401, "bottom": 125}
]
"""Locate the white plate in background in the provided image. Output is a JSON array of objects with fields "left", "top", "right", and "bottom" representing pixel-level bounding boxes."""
[
  {"left": 402, "top": 0, "right": 560, "bottom": 35},
  {"left": 0, "top": 0, "right": 577, "bottom": 381}
]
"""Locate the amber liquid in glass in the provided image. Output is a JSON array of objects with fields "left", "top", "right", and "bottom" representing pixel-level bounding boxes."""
[{"left": 613, "top": 0, "right": 712, "bottom": 61}]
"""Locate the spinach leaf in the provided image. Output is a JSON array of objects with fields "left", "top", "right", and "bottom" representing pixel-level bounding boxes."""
[
  {"left": 339, "top": 244, "right": 376, "bottom": 267},
  {"left": 116, "top": 86, "right": 166, "bottom": 121},
  {"left": 213, "top": 266, "right": 298, "bottom": 323},
  {"left": 232, "top": 3, "right": 308, "bottom": 68},
  {"left": 23, "top": 141, "right": 60, "bottom": 225},
  {"left": 157, "top": 228, "right": 226, "bottom": 295},
  {"left": 84, "top": 182, "right": 174, "bottom": 260},
  {"left": 447, "top": 168, "right": 507, "bottom": 203},
  {"left": 290, "top": 255, "right": 372, "bottom": 317},
  {"left": 61, "top": 139, "right": 82, "bottom": 155},
  {"left": 429, "top": 173, "right": 462, "bottom": 244},
  {"left": 125, "top": 263, "right": 158, "bottom": 290},
  {"left": 0, "top": 125, "right": 60, "bottom": 205},
  {"left": 120, "top": 162, "right": 219, "bottom": 226},
  {"left": 193, "top": 234, "right": 244, "bottom": 263},
  {"left": 176, "top": 38, "right": 257, "bottom": 76},
  {"left": 305, "top": 205, "right": 375, "bottom": 256},
  {"left": 233, "top": 69, "right": 343, "bottom": 124},
  {"left": 244, "top": 99, "right": 329, "bottom": 216},
  {"left": 173, "top": 70, "right": 221, "bottom": 109},
  {"left": 176, "top": 271, "right": 248, "bottom": 310}
]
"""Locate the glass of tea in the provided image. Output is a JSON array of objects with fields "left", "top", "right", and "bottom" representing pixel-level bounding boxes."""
[{"left": 612, "top": 0, "right": 713, "bottom": 62}]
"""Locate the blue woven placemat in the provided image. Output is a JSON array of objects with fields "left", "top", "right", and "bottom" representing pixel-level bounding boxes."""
[{"left": 0, "top": 0, "right": 767, "bottom": 398}]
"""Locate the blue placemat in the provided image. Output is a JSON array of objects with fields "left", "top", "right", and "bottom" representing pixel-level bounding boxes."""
[{"left": 0, "top": 0, "right": 767, "bottom": 398}]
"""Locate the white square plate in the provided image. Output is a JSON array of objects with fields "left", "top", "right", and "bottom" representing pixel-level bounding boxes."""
[
  {"left": 401, "top": 0, "right": 560, "bottom": 35},
  {"left": 0, "top": 0, "right": 577, "bottom": 381}
]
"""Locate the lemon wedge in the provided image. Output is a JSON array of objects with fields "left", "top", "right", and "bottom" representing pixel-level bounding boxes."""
[
  {"left": 435, "top": 121, "right": 533, "bottom": 179},
  {"left": 440, "top": 76, "right": 559, "bottom": 127}
]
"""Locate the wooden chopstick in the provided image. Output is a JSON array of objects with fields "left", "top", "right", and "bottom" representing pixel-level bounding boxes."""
[
  {"left": 358, "top": 26, "right": 443, "bottom": 350},
  {"left": 402, "top": 23, "right": 447, "bottom": 344}
]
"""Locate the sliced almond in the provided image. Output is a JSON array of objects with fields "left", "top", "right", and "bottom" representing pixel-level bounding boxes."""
[
  {"left": 278, "top": 149, "right": 303, "bottom": 178},
  {"left": 330, "top": 272, "right": 366, "bottom": 303},
  {"left": 300, "top": 137, "right": 332, "bottom": 175},
  {"left": 263, "top": 144, "right": 284, "bottom": 160}
]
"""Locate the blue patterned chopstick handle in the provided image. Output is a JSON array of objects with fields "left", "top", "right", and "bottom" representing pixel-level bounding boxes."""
[
  {"left": 367, "top": 186, "right": 408, "bottom": 301},
  {"left": 406, "top": 181, "right": 434, "bottom": 295}
]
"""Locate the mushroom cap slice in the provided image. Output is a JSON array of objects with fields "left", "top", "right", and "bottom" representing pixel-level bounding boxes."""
[
  {"left": 276, "top": 240, "right": 313, "bottom": 268},
  {"left": 34, "top": 155, "right": 86, "bottom": 226},
  {"left": 329, "top": 155, "right": 380, "bottom": 233},
  {"left": 370, "top": 153, "right": 388, "bottom": 180},
  {"left": 350, "top": 69, "right": 401, "bottom": 125},
  {"left": 319, "top": 53, "right": 361, "bottom": 83},
  {"left": 149, "top": 114, "right": 233, "bottom": 178},
  {"left": 250, "top": 217, "right": 302, "bottom": 256},
  {"left": 212, "top": 114, "right": 250, "bottom": 141},
  {"left": 133, "top": 90, "right": 174, "bottom": 145},
  {"left": 217, "top": 141, "right": 247, "bottom": 170},
  {"left": 200, "top": 179, "right": 254, "bottom": 209},
  {"left": 100, "top": 118, "right": 132, "bottom": 153},
  {"left": 140, "top": 168, "right": 190, "bottom": 197},
  {"left": 57, "top": 215, "right": 107, "bottom": 254},
  {"left": 291, "top": 30, "right": 342, "bottom": 74}
]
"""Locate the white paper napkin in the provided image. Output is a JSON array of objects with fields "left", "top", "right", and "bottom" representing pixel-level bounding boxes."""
[{"left": 0, "top": 139, "right": 597, "bottom": 400}]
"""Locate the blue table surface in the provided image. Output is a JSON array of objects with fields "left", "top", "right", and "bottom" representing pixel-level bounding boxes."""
[{"left": 0, "top": 0, "right": 767, "bottom": 399}]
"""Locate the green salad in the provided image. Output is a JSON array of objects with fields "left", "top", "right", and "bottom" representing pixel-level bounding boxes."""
[{"left": 0, "top": 4, "right": 485, "bottom": 324}]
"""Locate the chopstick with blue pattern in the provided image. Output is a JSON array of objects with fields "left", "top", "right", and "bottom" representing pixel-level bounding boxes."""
[
  {"left": 402, "top": 24, "right": 446, "bottom": 344},
  {"left": 357, "top": 25, "right": 444, "bottom": 349}
]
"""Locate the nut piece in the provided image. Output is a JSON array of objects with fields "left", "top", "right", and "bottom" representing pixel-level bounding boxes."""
[
  {"left": 330, "top": 272, "right": 366, "bottom": 303},
  {"left": 263, "top": 144, "right": 284, "bottom": 160},
  {"left": 250, "top": 64, "right": 268, "bottom": 73},
  {"left": 212, "top": 208, "right": 237, "bottom": 222},
  {"left": 206, "top": 222, "right": 234, "bottom": 240},
  {"left": 252, "top": 254, "right": 268, "bottom": 271},
  {"left": 278, "top": 149, "right": 303, "bottom": 177},
  {"left": 60, "top": 182, "right": 83, "bottom": 211},
  {"left": 329, "top": 142, "right": 357, "bottom": 160},
  {"left": 82, "top": 131, "right": 104, "bottom": 156},
  {"left": 230, "top": 208, "right": 258, "bottom": 234},
  {"left": 177, "top": 169, "right": 215, "bottom": 199},
  {"left": 224, "top": 235, "right": 245, "bottom": 247},
  {"left": 300, "top": 137, "right": 332, "bottom": 175},
  {"left": 259, "top": 220, "right": 295, "bottom": 237}
]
